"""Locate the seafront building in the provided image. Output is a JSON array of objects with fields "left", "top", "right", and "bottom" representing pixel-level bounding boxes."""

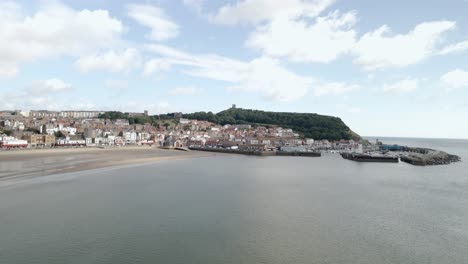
[
  {"left": 29, "top": 110, "right": 104, "bottom": 119},
  {"left": 0, "top": 135, "right": 28, "bottom": 149},
  {"left": 23, "top": 134, "right": 56, "bottom": 148},
  {"left": 0, "top": 109, "right": 363, "bottom": 152}
]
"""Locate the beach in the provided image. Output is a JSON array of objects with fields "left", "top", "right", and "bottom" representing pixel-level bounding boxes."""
[{"left": 0, "top": 147, "right": 214, "bottom": 181}]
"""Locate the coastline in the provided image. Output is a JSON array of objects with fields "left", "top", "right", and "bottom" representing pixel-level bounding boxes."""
[
  {"left": 2, "top": 137, "right": 464, "bottom": 184},
  {"left": 0, "top": 146, "right": 216, "bottom": 182}
]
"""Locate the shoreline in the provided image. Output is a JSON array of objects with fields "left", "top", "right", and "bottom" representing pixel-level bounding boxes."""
[
  {"left": 0, "top": 147, "right": 216, "bottom": 182},
  {"left": 2, "top": 142, "right": 463, "bottom": 184},
  {"left": 0, "top": 145, "right": 165, "bottom": 158}
]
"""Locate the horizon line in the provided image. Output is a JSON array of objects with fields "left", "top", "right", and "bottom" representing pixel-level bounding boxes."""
[{"left": 363, "top": 135, "right": 468, "bottom": 141}]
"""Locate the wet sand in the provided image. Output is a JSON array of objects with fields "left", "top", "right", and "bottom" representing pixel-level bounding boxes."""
[{"left": 0, "top": 147, "right": 215, "bottom": 181}]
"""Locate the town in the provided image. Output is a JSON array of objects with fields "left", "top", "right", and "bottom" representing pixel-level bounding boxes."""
[{"left": 0, "top": 109, "right": 364, "bottom": 153}]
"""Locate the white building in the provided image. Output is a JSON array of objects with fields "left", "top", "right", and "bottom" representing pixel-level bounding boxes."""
[
  {"left": 56, "top": 137, "right": 86, "bottom": 146},
  {"left": 0, "top": 137, "right": 28, "bottom": 148},
  {"left": 48, "top": 125, "right": 78, "bottom": 135},
  {"left": 179, "top": 118, "right": 190, "bottom": 124},
  {"left": 124, "top": 131, "right": 137, "bottom": 142},
  {"left": 249, "top": 139, "right": 259, "bottom": 144},
  {"left": 114, "top": 119, "right": 130, "bottom": 126}
]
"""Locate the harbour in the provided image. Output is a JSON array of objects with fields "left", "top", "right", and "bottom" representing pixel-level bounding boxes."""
[{"left": 188, "top": 146, "right": 321, "bottom": 157}]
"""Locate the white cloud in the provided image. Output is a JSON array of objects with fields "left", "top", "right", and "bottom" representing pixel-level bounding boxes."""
[
  {"left": 146, "top": 44, "right": 248, "bottom": 82},
  {"left": 440, "top": 69, "right": 468, "bottom": 90},
  {"left": 146, "top": 44, "right": 191, "bottom": 58},
  {"left": 28, "top": 79, "right": 73, "bottom": 95},
  {"left": 105, "top": 79, "right": 129, "bottom": 90},
  {"left": 146, "top": 45, "right": 313, "bottom": 101},
  {"left": 336, "top": 104, "right": 363, "bottom": 114},
  {"left": 227, "top": 57, "right": 313, "bottom": 101},
  {"left": 246, "top": 10, "right": 357, "bottom": 63},
  {"left": 353, "top": 21, "right": 456, "bottom": 70},
  {"left": 347, "top": 107, "right": 362, "bottom": 114},
  {"left": 0, "top": 1, "right": 123, "bottom": 78},
  {"left": 382, "top": 79, "right": 419, "bottom": 93},
  {"left": 76, "top": 48, "right": 141, "bottom": 73},
  {"left": 147, "top": 102, "right": 171, "bottom": 114},
  {"left": 143, "top": 59, "right": 172, "bottom": 76},
  {"left": 146, "top": 44, "right": 358, "bottom": 101},
  {"left": 438, "top": 40, "right": 468, "bottom": 55},
  {"left": 313, "top": 82, "right": 360, "bottom": 96},
  {"left": 127, "top": 3, "right": 179, "bottom": 41},
  {"left": 183, "top": 0, "right": 204, "bottom": 13},
  {"left": 186, "top": 54, "right": 260, "bottom": 83},
  {"left": 1, "top": 78, "right": 83, "bottom": 110},
  {"left": 214, "top": 0, "right": 358, "bottom": 64},
  {"left": 0, "top": 64, "right": 20, "bottom": 79},
  {"left": 214, "top": 1, "right": 464, "bottom": 69},
  {"left": 211, "top": 0, "right": 334, "bottom": 25},
  {"left": 169, "top": 87, "right": 199, "bottom": 96},
  {"left": 0, "top": 97, "right": 15, "bottom": 110}
]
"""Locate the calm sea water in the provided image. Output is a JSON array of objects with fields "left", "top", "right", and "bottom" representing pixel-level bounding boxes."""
[{"left": 1, "top": 138, "right": 467, "bottom": 264}]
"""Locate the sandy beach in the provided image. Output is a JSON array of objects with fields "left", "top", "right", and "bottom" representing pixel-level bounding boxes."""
[{"left": 0, "top": 147, "right": 215, "bottom": 181}]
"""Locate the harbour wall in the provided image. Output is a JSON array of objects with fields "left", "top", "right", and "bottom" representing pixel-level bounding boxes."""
[{"left": 189, "top": 147, "right": 321, "bottom": 157}]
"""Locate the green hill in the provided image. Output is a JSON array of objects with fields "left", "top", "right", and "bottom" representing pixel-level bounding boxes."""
[{"left": 183, "top": 108, "right": 358, "bottom": 141}]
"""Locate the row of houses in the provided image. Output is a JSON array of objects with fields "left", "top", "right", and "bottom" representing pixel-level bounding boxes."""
[
  {"left": 0, "top": 120, "right": 25, "bottom": 130},
  {"left": 0, "top": 133, "right": 162, "bottom": 149},
  {"left": 28, "top": 110, "right": 104, "bottom": 119}
]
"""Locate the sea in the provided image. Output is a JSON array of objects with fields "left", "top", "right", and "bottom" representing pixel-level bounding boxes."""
[{"left": 0, "top": 137, "right": 467, "bottom": 264}]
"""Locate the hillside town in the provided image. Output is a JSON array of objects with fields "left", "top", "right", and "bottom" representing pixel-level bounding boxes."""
[{"left": 0, "top": 109, "right": 364, "bottom": 153}]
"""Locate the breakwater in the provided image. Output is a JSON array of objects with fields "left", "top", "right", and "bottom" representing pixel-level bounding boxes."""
[
  {"left": 188, "top": 147, "right": 321, "bottom": 157},
  {"left": 341, "top": 153, "right": 399, "bottom": 163},
  {"left": 399, "top": 149, "right": 461, "bottom": 166},
  {"left": 276, "top": 151, "right": 321, "bottom": 157},
  {"left": 341, "top": 147, "right": 461, "bottom": 166}
]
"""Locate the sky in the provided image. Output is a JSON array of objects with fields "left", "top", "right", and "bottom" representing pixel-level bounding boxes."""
[{"left": 0, "top": 0, "right": 468, "bottom": 139}]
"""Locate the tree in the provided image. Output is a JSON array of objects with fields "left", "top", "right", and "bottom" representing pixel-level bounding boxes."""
[
  {"left": 182, "top": 108, "right": 356, "bottom": 141},
  {"left": 2, "top": 129, "right": 13, "bottom": 136},
  {"left": 26, "top": 127, "right": 40, "bottom": 134},
  {"left": 54, "top": 131, "right": 65, "bottom": 138},
  {"left": 99, "top": 111, "right": 129, "bottom": 120}
]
